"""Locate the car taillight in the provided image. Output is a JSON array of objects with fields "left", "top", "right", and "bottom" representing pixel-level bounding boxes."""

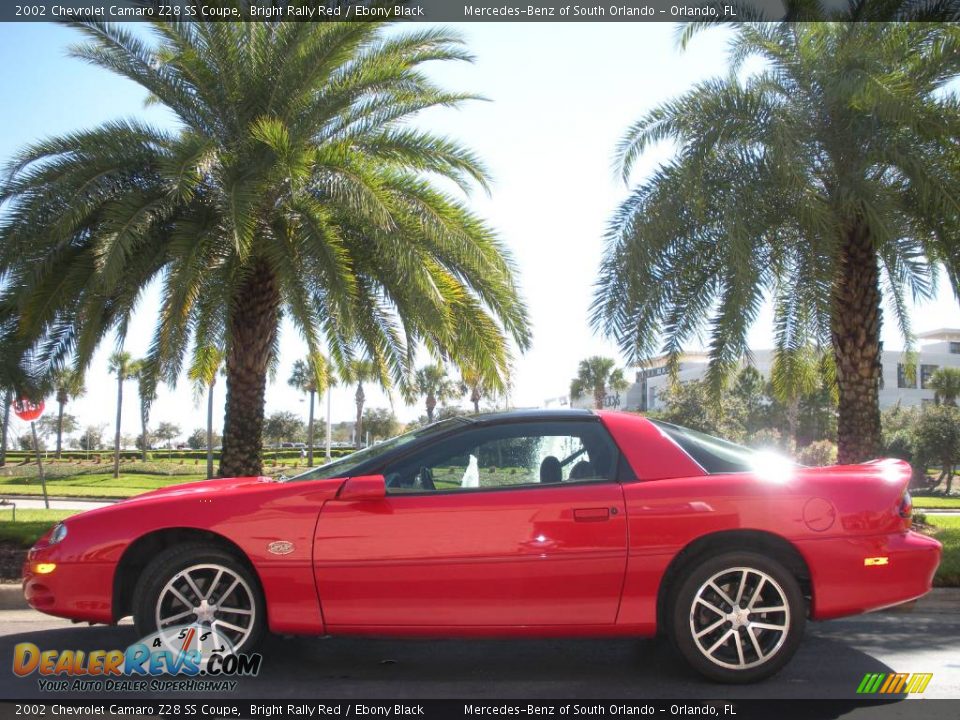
[{"left": 898, "top": 490, "right": 913, "bottom": 528}]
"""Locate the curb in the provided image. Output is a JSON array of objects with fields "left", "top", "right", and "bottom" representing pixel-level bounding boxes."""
[{"left": 0, "top": 584, "right": 25, "bottom": 610}]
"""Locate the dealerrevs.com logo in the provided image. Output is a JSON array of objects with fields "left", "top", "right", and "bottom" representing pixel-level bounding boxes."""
[{"left": 12, "top": 624, "right": 262, "bottom": 693}]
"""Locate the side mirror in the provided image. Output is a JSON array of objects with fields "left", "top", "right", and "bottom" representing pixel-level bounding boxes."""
[{"left": 337, "top": 475, "right": 386, "bottom": 501}]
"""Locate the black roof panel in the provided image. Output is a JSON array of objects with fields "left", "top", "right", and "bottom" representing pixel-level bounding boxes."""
[{"left": 463, "top": 408, "right": 595, "bottom": 424}]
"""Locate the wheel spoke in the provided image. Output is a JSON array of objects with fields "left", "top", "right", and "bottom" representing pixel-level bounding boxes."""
[
  {"left": 695, "top": 617, "right": 726, "bottom": 639},
  {"left": 733, "top": 629, "right": 746, "bottom": 667},
  {"left": 168, "top": 586, "right": 193, "bottom": 610},
  {"left": 709, "top": 581, "right": 736, "bottom": 608},
  {"left": 205, "top": 569, "right": 224, "bottom": 601},
  {"left": 159, "top": 608, "right": 195, "bottom": 626},
  {"left": 733, "top": 570, "right": 748, "bottom": 606},
  {"left": 218, "top": 607, "right": 253, "bottom": 615},
  {"left": 746, "top": 625, "right": 764, "bottom": 660},
  {"left": 213, "top": 618, "right": 249, "bottom": 635},
  {"left": 217, "top": 578, "right": 240, "bottom": 604},
  {"left": 751, "top": 621, "right": 787, "bottom": 632},
  {"left": 183, "top": 572, "right": 204, "bottom": 604},
  {"left": 706, "top": 629, "right": 734, "bottom": 656},
  {"left": 746, "top": 577, "right": 766, "bottom": 609},
  {"left": 695, "top": 596, "right": 726, "bottom": 616},
  {"left": 750, "top": 605, "right": 786, "bottom": 614}
]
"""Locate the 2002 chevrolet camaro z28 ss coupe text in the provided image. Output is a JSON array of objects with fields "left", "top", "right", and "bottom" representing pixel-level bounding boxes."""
[{"left": 24, "top": 409, "right": 941, "bottom": 682}]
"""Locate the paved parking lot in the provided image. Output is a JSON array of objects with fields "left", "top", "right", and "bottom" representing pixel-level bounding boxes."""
[{"left": 0, "top": 598, "right": 957, "bottom": 701}]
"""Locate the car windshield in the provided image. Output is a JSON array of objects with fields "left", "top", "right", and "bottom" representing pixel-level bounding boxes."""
[
  {"left": 284, "top": 417, "right": 471, "bottom": 481},
  {"left": 649, "top": 419, "right": 759, "bottom": 474}
]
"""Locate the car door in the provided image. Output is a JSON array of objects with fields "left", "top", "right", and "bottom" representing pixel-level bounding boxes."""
[{"left": 313, "top": 419, "right": 629, "bottom": 629}]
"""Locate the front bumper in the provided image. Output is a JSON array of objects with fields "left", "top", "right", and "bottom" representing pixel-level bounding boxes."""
[
  {"left": 23, "top": 546, "right": 114, "bottom": 624},
  {"left": 798, "top": 530, "right": 942, "bottom": 620}
]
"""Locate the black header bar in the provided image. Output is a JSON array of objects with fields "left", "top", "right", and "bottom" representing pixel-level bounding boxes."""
[{"left": 4, "top": 0, "right": 957, "bottom": 23}]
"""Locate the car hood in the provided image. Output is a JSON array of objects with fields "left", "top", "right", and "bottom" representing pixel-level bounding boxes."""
[{"left": 120, "top": 475, "right": 283, "bottom": 503}]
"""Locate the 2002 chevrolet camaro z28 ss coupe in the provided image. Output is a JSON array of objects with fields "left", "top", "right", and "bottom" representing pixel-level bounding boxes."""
[{"left": 24, "top": 409, "right": 941, "bottom": 682}]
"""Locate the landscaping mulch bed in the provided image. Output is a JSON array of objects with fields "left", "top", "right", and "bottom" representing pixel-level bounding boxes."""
[{"left": 0, "top": 542, "right": 26, "bottom": 582}]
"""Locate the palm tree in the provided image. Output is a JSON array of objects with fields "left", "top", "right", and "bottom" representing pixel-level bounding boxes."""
[
  {"left": 188, "top": 345, "right": 224, "bottom": 479},
  {"left": 288, "top": 354, "right": 330, "bottom": 465},
  {"left": 50, "top": 368, "right": 85, "bottom": 459},
  {"left": 414, "top": 363, "right": 459, "bottom": 423},
  {"left": 107, "top": 351, "right": 134, "bottom": 478},
  {"left": 930, "top": 367, "right": 960, "bottom": 407},
  {"left": 459, "top": 365, "right": 496, "bottom": 414},
  {"left": 569, "top": 357, "right": 629, "bottom": 410},
  {"left": 129, "top": 359, "right": 158, "bottom": 463},
  {"left": 343, "top": 358, "right": 375, "bottom": 448},
  {"left": 0, "top": 389, "right": 10, "bottom": 468},
  {"left": 593, "top": 23, "right": 960, "bottom": 464},
  {"left": 0, "top": 22, "right": 530, "bottom": 478}
]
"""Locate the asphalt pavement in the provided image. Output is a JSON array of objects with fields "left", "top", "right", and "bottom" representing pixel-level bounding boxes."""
[{"left": 0, "top": 598, "right": 956, "bottom": 701}]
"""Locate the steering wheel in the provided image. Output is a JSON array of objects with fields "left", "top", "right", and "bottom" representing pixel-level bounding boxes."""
[{"left": 413, "top": 466, "right": 435, "bottom": 491}]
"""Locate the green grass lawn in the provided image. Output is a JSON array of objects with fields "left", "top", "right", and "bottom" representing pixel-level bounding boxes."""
[
  {"left": 0, "top": 508, "right": 78, "bottom": 548},
  {"left": 927, "top": 515, "right": 960, "bottom": 587},
  {"left": 0, "top": 472, "right": 207, "bottom": 498},
  {"left": 912, "top": 495, "right": 960, "bottom": 509}
]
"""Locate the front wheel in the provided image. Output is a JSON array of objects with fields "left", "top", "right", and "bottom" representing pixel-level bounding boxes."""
[
  {"left": 132, "top": 543, "right": 265, "bottom": 655},
  {"left": 671, "top": 552, "right": 805, "bottom": 683}
]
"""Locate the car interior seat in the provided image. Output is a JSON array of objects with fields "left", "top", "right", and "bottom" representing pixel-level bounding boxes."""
[{"left": 539, "top": 456, "right": 562, "bottom": 484}]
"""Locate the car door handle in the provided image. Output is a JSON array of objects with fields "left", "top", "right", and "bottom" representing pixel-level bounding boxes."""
[{"left": 573, "top": 507, "right": 610, "bottom": 522}]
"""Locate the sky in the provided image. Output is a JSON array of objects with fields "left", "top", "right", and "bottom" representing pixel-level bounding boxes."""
[{"left": 2, "top": 21, "right": 960, "bottom": 445}]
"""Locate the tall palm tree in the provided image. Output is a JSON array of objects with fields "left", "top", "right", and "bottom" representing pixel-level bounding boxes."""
[
  {"left": 107, "top": 351, "right": 134, "bottom": 478},
  {"left": 188, "top": 345, "right": 223, "bottom": 479},
  {"left": 0, "top": 22, "right": 530, "bottom": 478},
  {"left": 288, "top": 354, "right": 329, "bottom": 465},
  {"left": 129, "top": 359, "right": 158, "bottom": 463},
  {"left": 344, "top": 358, "right": 375, "bottom": 448},
  {"left": 459, "top": 365, "right": 497, "bottom": 414},
  {"left": 930, "top": 367, "right": 960, "bottom": 407},
  {"left": 569, "top": 356, "right": 629, "bottom": 410},
  {"left": 414, "top": 363, "right": 459, "bottom": 423},
  {"left": 50, "top": 368, "right": 85, "bottom": 459},
  {"left": 593, "top": 22, "right": 960, "bottom": 463}
]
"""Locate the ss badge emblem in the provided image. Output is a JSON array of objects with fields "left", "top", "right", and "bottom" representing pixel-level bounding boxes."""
[{"left": 267, "top": 540, "right": 295, "bottom": 555}]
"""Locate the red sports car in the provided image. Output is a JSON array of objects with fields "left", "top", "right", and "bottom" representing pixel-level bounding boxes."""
[{"left": 23, "top": 410, "right": 940, "bottom": 682}]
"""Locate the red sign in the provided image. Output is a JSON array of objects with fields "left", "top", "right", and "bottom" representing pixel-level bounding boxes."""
[{"left": 13, "top": 398, "right": 44, "bottom": 422}]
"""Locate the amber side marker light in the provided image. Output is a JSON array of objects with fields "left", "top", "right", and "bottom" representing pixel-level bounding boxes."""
[
  {"left": 33, "top": 563, "right": 56, "bottom": 574},
  {"left": 864, "top": 557, "right": 889, "bottom": 567}
]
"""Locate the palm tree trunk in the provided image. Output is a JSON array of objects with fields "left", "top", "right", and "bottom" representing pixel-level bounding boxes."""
[
  {"left": 471, "top": 387, "right": 480, "bottom": 414},
  {"left": 140, "top": 403, "right": 149, "bottom": 462},
  {"left": 355, "top": 383, "right": 365, "bottom": 449},
  {"left": 56, "top": 397, "right": 65, "bottom": 459},
  {"left": 307, "top": 389, "right": 315, "bottom": 465},
  {"left": 594, "top": 385, "right": 604, "bottom": 410},
  {"left": 206, "top": 380, "right": 215, "bottom": 479},
  {"left": 0, "top": 388, "right": 11, "bottom": 467},
  {"left": 220, "top": 259, "right": 280, "bottom": 477},
  {"left": 426, "top": 393, "right": 436, "bottom": 423},
  {"left": 831, "top": 220, "right": 882, "bottom": 465},
  {"left": 113, "top": 376, "right": 123, "bottom": 479}
]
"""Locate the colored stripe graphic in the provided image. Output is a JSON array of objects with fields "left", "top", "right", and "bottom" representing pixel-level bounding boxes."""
[{"left": 857, "top": 672, "right": 932, "bottom": 694}]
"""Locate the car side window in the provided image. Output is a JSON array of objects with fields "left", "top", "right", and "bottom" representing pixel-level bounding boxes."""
[{"left": 381, "top": 421, "right": 621, "bottom": 494}]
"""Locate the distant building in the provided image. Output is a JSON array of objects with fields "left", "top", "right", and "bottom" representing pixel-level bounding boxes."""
[{"left": 547, "top": 329, "right": 960, "bottom": 412}]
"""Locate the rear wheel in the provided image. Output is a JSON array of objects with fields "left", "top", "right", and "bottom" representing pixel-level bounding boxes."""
[
  {"left": 132, "top": 543, "right": 265, "bottom": 654},
  {"left": 671, "top": 551, "right": 805, "bottom": 683}
]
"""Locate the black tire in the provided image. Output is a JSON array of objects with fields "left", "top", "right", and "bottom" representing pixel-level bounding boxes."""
[
  {"left": 132, "top": 542, "right": 265, "bottom": 655},
  {"left": 670, "top": 551, "right": 805, "bottom": 683}
]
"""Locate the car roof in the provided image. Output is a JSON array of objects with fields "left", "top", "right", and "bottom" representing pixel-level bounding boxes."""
[{"left": 459, "top": 408, "right": 596, "bottom": 424}]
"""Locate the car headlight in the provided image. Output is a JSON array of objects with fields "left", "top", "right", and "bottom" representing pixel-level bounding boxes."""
[{"left": 48, "top": 523, "right": 68, "bottom": 545}]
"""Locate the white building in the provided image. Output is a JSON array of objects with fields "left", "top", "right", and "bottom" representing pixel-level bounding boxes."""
[{"left": 548, "top": 329, "right": 960, "bottom": 412}]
